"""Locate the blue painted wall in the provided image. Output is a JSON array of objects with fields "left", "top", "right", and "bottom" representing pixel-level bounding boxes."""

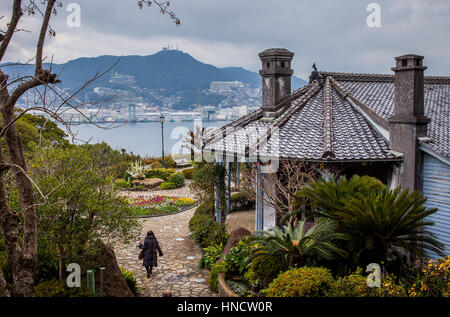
[{"left": 422, "top": 153, "right": 450, "bottom": 257}]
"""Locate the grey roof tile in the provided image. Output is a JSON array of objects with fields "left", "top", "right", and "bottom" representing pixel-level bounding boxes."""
[
  {"left": 204, "top": 71, "right": 449, "bottom": 161},
  {"left": 335, "top": 78, "right": 449, "bottom": 158}
]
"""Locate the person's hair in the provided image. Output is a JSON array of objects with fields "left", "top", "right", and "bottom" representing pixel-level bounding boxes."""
[{"left": 147, "top": 230, "right": 155, "bottom": 237}]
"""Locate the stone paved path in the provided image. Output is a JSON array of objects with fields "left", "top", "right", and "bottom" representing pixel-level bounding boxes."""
[{"left": 115, "top": 182, "right": 217, "bottom": 297}]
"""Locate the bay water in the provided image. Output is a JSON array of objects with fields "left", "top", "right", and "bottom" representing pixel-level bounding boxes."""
[{"left": 63, "top": 121, "right": 229, "bottom": 157}]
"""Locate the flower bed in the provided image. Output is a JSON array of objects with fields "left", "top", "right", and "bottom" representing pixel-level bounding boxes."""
[{"left": 127, "top": 195, "right": 195, "bottom": 217}]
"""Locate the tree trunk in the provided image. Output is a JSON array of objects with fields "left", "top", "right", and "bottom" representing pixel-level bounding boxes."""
[
  {"left": 0, "top": 82, "right": 37, "bottom": 296},
  {"left": 0, "top": 267, "right": 10, "bottom": 297}
]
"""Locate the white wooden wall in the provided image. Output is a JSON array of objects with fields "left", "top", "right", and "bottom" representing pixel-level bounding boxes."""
[{"left": 422, "top": 154, "right": 450, "bottom": 257}]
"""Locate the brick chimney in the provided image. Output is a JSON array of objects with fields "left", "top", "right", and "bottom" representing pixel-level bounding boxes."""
[
  {"left": 259, "top": 48, "right": 294, "bottom": 117},
  {"left": 389, "top": 54, "right": 430, "bottom": 191}
]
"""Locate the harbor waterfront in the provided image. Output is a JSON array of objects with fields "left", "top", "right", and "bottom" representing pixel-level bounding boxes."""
[{"left": 61, "top": 121, "right": 229, "bottom": 157}]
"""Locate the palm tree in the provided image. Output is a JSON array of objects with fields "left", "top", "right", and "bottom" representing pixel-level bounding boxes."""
[
  {"left": 247, "top": 219, "right": 348, "bottom": 268},
  {"left": 297, "top": 174, "right": 445, "bottom": 267},
  {"left": 339, "top": 187, "right": 445, "bottom": 265},
  {"left": 296, "top": 174, "right": 385, "bottom": 220}
]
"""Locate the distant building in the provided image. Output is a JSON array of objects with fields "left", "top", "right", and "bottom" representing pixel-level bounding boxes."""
[
  {"left": 110, "top": 72, "right": 136, "bottom": 86},
  {"left": 93, "top": 87, "right": 115, "bottom": 96},
  {"left": 210, "top": 81, "right": 244, "bottom": 93},
  {"left": 232, "top": 106, "right": 249, "bottom": 118},
  {"left": 145, "top": 112, "right": 202, "bottom": 122},
  {"left": 59, "top": 108, "right": 99, "bottom": 123}
]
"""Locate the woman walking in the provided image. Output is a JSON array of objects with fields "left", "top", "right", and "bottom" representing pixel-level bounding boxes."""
[{"left": 139, "top": 231, "right": 163, "bottom": 278}]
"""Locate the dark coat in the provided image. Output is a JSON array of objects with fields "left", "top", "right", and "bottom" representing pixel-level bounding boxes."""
[{"left": 140, "top": 235, "right": 163, "bottom": 267}]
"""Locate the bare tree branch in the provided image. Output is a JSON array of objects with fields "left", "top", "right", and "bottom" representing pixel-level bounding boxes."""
[
  {"left": 35, "top": 0, "right": 56, "bottom": 74},
  {"left": 138, "top": 1, "right": 181, "bottom": 25},
  {"left": 0, "top": 0, "right": 22, "bottom": 63},
  {"left": 242, "top": 160, "right": 318, "bottom": 226}
]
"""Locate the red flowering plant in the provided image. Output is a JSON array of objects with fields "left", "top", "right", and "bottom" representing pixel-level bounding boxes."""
[{"left": 126, "top": 195, "right": 195, "bottom": 217}]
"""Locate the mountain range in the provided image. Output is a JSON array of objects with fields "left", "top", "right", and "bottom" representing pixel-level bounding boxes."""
[{"left": 2, "top": 49, "right": 307, "bottom": 93}]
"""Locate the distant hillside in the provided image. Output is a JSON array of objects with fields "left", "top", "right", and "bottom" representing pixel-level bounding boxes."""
[{"left": 2, "top": 49, "right": 307, "bottom": 93}]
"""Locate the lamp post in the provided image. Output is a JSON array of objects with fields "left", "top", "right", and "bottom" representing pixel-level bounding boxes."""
[{"left": 159, "top": 114, "right": 165, "bottom": 168}]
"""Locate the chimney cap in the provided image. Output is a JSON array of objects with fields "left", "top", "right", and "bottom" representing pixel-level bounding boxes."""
[
  {"left": 394, "top": 54, "right": 424, "bottom": 61},
  {"left": 259, "top": 48, "right": 294, "bottom": 60},
  {"left": 392, "top": 54, "right": 426, "bottom": 71}
]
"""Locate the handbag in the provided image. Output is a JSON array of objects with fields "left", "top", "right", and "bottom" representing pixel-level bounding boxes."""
[{"left": 138, "top": 250, "right": 144, "bottom": 260}]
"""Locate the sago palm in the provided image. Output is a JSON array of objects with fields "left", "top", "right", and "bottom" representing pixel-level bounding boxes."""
[
  {"left": 339, "top": 187, "right": 445, "bottom": 265},
  {"left": 247, "top": 219, "right": 348, "bottom": 268},
  {"left": 296, "top": 174, "right": 385, "bottom": 219}
]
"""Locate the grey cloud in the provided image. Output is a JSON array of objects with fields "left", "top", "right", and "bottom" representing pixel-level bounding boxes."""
[{"left": 1, "top": 0, "right": 449, "bottom": 78}]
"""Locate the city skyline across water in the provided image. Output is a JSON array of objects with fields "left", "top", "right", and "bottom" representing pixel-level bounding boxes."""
[{"left": 62, "top": 121, "right": 229, "bottom": 157}]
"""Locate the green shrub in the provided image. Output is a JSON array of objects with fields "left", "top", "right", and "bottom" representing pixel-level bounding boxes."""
[
  {"left": 190, "top": 163, "right": 222, "bottom": 204},
  {"left": 247, "top": 252, "right": 288, "bottom": 289},
  {"left": 163, "top": 155, "right": 177, "bottom": 168},
  {"left": 224, "top": 242, "right": 248, "bottom": 274},
  {"left": 189, "top": 203, "right": 228, "bottom": 248},
  {"left": 112, "top": 161, "right": 132, "bottom": 179},
  {"left": 145, "top": 168, "right": 175, "bottom": 181},
  {"left": 209, "top": 261, "right": 229, "bottom": 292},
  {"left": 264, "top": 267, "right": 334, "bottom": 297},
  {"left": 129, "top": 184, "right": 147, "bottom": 191},
  {"left": 202, "top": 242, "right": 224, "bottom": 269},
  {"left": 36, "top": 248, "right": 59, "bottom": 283},
  {"left": 114, "top": 180, "right": 131, "bottom": 191},
  {"left": 150, "top": 160, "right": 162, "bottom": 169},
  {"left": 189, "top": 213, "right": 213, "bottom": 231},
  {"left": 34, "top": 280, "right": 98, "bottom": 297},
  {"left": 243, "top": 267, "right": 259, "bottom": 289},
  {"left": 409, "top": 256, "right": 450, "bottom": 297},
  {"left": 328, "top": 270, "right": 374, "bottom": 297},
  {"left": 168, "top": 172, "right": 185, "bottom": 188},
  {"left": 192, "top": 217, "right": 227, "bottom": 248},
  {"left": 152, "top": 155, "right": 176, "bottom": 168},
  {"left": 328, "top": 272, "right": 406, "bottom": 297},
  {"left": 160, "top": 182, "right": 177, "bottom": 190},
  {"left": 195, "top": 202, "right": 215, "bottom": 215},
  {"left": 182, "top": 168, "right": 195, "bottom": 179},
  {"left": 297, "top": 175, "right": 445, "bottom": 271},
  {"left": 230, "top": 192, "right": 255, "bottom": 212},
  {"left": 378, "top": 275, "right": 407, "bottom": 297},
  {"left": 121, "top": 267, "right": 138, "bottom": 295},
  {"left": 329, "top": 272, "right": 406, "bottom": 297}
]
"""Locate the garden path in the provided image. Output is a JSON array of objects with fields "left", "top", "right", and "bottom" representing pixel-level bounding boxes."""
[{"left": 114, "top": 181, "right": 218, "bottom": 297}]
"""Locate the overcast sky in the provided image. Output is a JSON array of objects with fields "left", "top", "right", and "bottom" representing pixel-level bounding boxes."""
[{"left": 1, "top": 0, "right": 450, "bottom": 79}]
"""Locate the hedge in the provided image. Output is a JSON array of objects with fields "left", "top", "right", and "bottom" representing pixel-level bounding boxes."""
[
  {"left": 209, "top": 261, "right": 229, "bottom": 292},
  {"left": 189, "top": 204, "right": 227, "bottom": 248},
  {"left": 264, "top": 267, "right": 334, "bottom": 297},
  {"left": 230, "top": 192, "right": 255, "bottom": 212},
  {"left": 145, "top": 168, "right": 175, "bottom": 181},
  {"left": 168, "top": 172, "right": 185, "bottom": 187}
]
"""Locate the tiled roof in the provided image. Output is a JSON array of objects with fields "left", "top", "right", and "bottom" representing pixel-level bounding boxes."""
[
  {"left": 204, "top": 71, "right": 450, "bottom": 161},
  {"left": 323, "top": 72, "right": 449, "bottom": 158}
]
